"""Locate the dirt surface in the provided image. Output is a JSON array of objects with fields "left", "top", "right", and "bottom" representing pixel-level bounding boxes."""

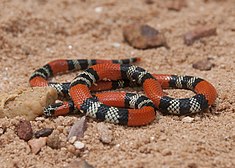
[{"left": 0, "top": 0, "right": 234, "bottom": 167}]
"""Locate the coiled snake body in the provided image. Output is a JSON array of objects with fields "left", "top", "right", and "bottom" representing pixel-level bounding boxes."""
[{"left": 29, "top": 58, "right": 217, "bottom": 126}]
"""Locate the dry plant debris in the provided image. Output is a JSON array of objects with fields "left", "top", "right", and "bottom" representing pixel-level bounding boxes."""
[
  {"left": 184, "top": 25, "right": 217, "bottom": 45},
  {"left": 68, "top": 116, "right": 87, "bottom": 140}
]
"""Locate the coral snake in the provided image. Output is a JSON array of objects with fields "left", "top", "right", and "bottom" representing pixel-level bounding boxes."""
[{"left": 29, "top": 57, "right": 217, "bottom": 126}]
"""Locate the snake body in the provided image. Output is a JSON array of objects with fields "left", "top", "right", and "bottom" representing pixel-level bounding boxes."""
[{"left": 29, "top": 58, "right": 217, "bottom": 126}]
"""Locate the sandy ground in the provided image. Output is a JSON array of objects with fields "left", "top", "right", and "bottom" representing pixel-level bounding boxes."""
[{"left": 0, "top": 0, "right": 234, "bottom": 167}]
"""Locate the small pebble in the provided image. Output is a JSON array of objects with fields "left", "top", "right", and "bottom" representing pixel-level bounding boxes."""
[
  {"left": 74, "top": 141, "right": 85, "bottom": 150},
  {"left": 55, "top": 100, "right": 63, "bottom": 103},
  {"left": 114, "top": 144, "right": 120, "bottom": 149},
  {"left": 57, "top": 125, "right": 64, "bottom": 133},
  {"left": 47, "top": 131, "right": 61, "bottom": 149},
  {"left": 111, "top": 42, "right": 121, "bottom": 48},
  {"left": 159, "top": 134, "right": 168, "bottom": 141},
  {"left": 182, "top": 116, "right": 194, "bottom": 123},
  {"left": 68, "top": 159, "right": 94, "bottom": 168},
  {"left": 28, "top": 137, "right": 47, "bottom": 154},
  {"left": 0, "top": 127, "right": 6, "bottom": 135},
  {"left": 161, "top": 149, "right": 172, "bottom": 156},
  {"left": 67, "top": 144, "right": 76, "bottom": 154},
  {"left": 97, "top": 123, "right": 113, "bottom": 144},
  {"left": 192, "top": 58, "right": 214, "bottom": 71},
  {"left": 145, "top": 0, "right": 154, "bottom": 5},
  {"left": 68, "top": 45, "right": 73, "bottom": 49},
  {"left": 35, "top": 128, "right": 53, "bottom": 138},
  {"left": 68, "top": 116, "right": 87, "bottom": 140},
  {"left": 167, "top": 0, "right": 187, "bottom": 11},
  {"left": 187, "top": 162, "right": 198, "bottom": 168},
  {"left": 172, "top": 116, "right": 181, "bottom": 121},
  {"left": 68, "top": 136, "right": 77, "bottom": 144},
  {"left": 194, "top": 116, "right": 201, "bottom": 121},
  {"left": 94, "top": 7, "right": 103, "bottom": 13},
  {"left": 16, "top": 120, "right": 33, "bottom": 141},
  {"left": 123, "top": 23, "right": 168, "bottom": 49},
  {"left": 35, "top": 117, "right": 45, "bottom": 121},
  {"left": 184, "top": 25, "right": 217, "bottom": 45}
]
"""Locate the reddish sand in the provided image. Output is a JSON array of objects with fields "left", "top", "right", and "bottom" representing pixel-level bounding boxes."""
[{"left": 0, "top": 0, "right": 234, "bottom": 167}]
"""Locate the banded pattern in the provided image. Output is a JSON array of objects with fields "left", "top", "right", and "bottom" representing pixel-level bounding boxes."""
[
  {"left": 119, "top": 65, "right": 212, "bottom": 114},
  {"left": 92, "top": 75, "right": 216, "bottom": 114},
  {"left": 69, "top": 64, "right": 217, "bottom": 125},
  {"left": 168, "top": 75, "right": 203, "bottom": 90},
  {"left": 29, "top": 57, "right": 140, "bottom": 88},
  {"left": 81, "top": 97, "right": 128, "bottom": 125},
  {"left": 30, "top": 58, "right": 217, "bottom": 126},
  {"left": 69, "top": 64, "right": 158, "bottom": 126},
  {"left": 44, "top": 92, "right": 156, "bottom": 118},
  {"left": 43, "top": 66, "right": 217, "bottom": 124}
]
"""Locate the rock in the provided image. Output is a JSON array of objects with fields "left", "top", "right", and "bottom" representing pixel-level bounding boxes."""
[
  {"left": 167, "top": 0, "right": 187, "bottom": 11},
  {"left": 94, "top": 7, "right": 103, "bottom": 13},
  {"left": 35, "top": 117, "right": 45, "bottom": 121},
  {"left": 187, "top": 162, "right": 198, "bottom": 168},
  {"left": 111, "top": 42, "right": 121, "bottom": 48},
  {"left": 192, "top": 58, "right": 214, "bottom": 71},
  {"left": 0, "top": 87, "right": 58, "bottom": 120},
  {"left": 16, "top": 120, "right": 33, "bottom": 141},
  {"left": 161, "top": 148, "right": 172, "bottom": 156},
  {"left": 74, "top": 141, "right": 85, "bottom": 150},
  {"left": 0, "top": 126, "right": 6, "bottom": 136},
  {"left": 68, "top": 136, "right": 77, "bottom": 144},
  {"left": 67, "top": 144, "right": 76, "bottom": 154},
  {"left": 47, "top": 130, "right": 61, "bottom": 149},
  {"left": 28, "top": 137, "right": 47, "bottom": 154},
  {"left": 35, "top": 128, "right": 54, "bottom": 138},
  {"left": 57, "top": 125, "right": 64, "bottom": 133},
  {"left": 145, "top": 0, "right": 154, "bottom": 5},
  {"left": 123, "top": 24, "right": 168, "bottom": 49},
  {"left": 159, "top": 134, "right": 168, "bottom": 141},
  {"left": 68, "top": 116, "right": 87, "bottom": 140},
  {"left": 97, "top": 123, "right": 112, "bottom": 144},
  {"left": 68, "top": 159, "right": 94, "bottom": 168},
  {"left": 182, "top": 116, "right": 194, "bottom": 123},
  {"left": 184, "top": 25, "right": 217, "bottom": 45},
  {"left": 194, "top": 116, "right": 201, "bottom": 121}
]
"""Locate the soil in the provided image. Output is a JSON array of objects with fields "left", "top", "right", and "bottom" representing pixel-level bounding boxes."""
[{"left": 0, "top": 0, "right": 234, "bottom": 168}]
